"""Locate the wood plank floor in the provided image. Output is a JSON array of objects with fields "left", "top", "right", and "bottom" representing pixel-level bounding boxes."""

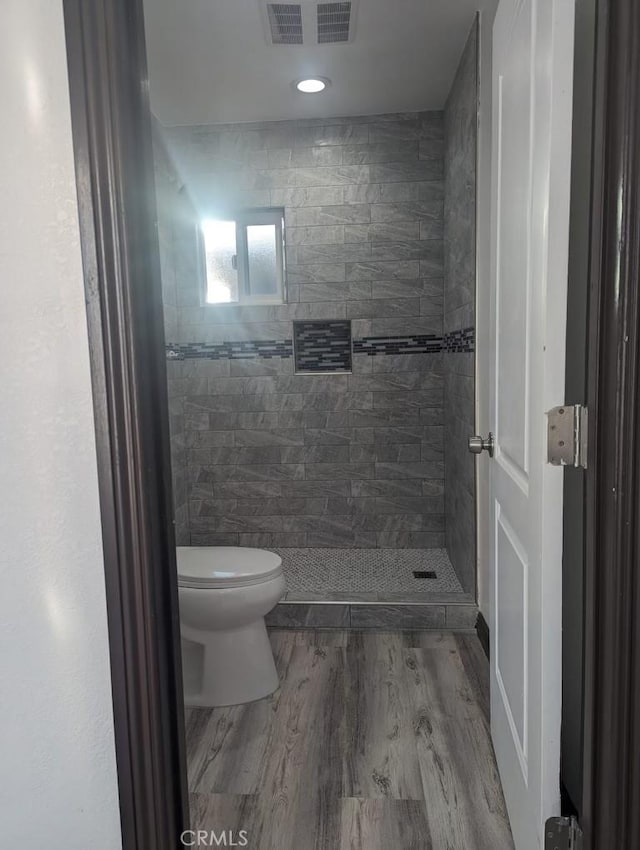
[{"left": 185, "top": 630, "right": 514, "bottom": 850}]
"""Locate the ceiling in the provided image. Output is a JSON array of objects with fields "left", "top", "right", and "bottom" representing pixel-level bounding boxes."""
[{"left": 143, "top": 0, "right": 482, "bottom": 127}]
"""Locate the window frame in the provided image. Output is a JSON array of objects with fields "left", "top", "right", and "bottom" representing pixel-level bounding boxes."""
[{"left": 201, "top": 208, "right": 286, "bottom": 307}]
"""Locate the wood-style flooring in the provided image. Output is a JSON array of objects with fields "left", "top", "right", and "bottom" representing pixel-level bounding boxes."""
[{"left": 185, "top": 630, "right": 515, "bottom": 850}]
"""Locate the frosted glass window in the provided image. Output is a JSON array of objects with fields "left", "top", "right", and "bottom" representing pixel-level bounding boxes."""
[
  {"left": 246, "top": 224, "right": 278, "bottom": 297},
  {"left": 200, "top": 210, "right": 285, "bottom": 305},
  {"left": 202, "top": 220, "right": 238, "bottom": 304}
]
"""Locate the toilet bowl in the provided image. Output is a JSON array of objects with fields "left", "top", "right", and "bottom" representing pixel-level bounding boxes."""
[{"left": 177, "top": 546, "right": 285, "bottom": 707}]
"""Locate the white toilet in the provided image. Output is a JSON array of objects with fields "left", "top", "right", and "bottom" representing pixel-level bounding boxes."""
[{"left": 177, "top": 546, "right": 285, "bottom": 708}]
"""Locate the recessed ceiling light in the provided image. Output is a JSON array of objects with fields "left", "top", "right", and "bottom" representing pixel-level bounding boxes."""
[{"left": 295, "top": 77, "right": 330, "bottom": 94}]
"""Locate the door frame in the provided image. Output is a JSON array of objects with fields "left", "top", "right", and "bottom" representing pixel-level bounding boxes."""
[
  {"left": 61, "top": 0, "right": 639, "bottom": 848},
  {"left": 581, "top": 0, "right": 640, "bottom": 846},
  {"left": 63, "top": 1, "right": 189, "bottom": 848}
]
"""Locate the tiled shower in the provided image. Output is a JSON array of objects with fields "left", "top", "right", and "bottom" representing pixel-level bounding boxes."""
[{"left": 154, "top": 22, "right": 478, "bottom": 621}]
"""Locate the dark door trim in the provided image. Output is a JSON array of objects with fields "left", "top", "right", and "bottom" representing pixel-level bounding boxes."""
[
  {"left": 582, "top": 0, "right": 640, "bottom": 846},
  {"left": 63, "top": 2, "right": 189, "bottom": 848}
]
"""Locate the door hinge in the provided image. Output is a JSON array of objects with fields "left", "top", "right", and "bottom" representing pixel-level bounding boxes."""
[
  {"left": 547, "top": 405, "right": 588, "bottom": 468},
  {"left": 545, "top": 816, "right": 583, "bottom": 850}
]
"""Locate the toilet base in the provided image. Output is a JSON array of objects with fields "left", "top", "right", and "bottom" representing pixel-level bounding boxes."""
[{"left": 181, "top": 618, "right": 279, "bottom": 707}]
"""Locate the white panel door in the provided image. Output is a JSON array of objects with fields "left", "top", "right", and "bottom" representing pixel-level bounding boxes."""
[{"left": 489, "top": 0, "right": 575, "bottom": 848}]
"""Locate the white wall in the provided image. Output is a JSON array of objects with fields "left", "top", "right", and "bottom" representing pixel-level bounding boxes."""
[
  {"left": 0, "top": 3, "right": 122, "bottom": 847},
  {"left": 475, "top": 0, "right": 499, "bottom": 619}
]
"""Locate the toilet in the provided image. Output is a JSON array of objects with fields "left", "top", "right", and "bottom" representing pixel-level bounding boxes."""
[{"left": 177, "top": 546, "right": 285, "bottom": 708}]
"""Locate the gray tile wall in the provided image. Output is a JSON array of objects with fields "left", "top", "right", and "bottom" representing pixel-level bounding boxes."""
[
  {"left": 443, "top": 21, "right": 478, "bottom": 593},
  {"left": 158, "top": 112, "right": 448, "bottom": 549},
  {"left": 153, "top": 123, "right": 197, "bottom": 545}
]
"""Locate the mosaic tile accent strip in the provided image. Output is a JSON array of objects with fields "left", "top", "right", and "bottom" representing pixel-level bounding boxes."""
[
  {"left": 165, "top": 327, "right": 474, "bottom": 361},
  {"left": 353, "top": 334, "right": 443, "bottom": 356},
  {"left": 272, "top": 547, "right": 463, "bottom": 595},
  {"left": 443, "top": 327, "right": 475, "bottom": 352},
  {"left": 293, "top": 320, "right": 353, "bottom": 373},
  {"left": 166, "top": 340, "right": 293, "bottom": 361}
]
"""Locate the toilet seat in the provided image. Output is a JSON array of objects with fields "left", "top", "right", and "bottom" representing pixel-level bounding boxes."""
[{"left": 177, "top": 546, "right": 283, "bottom": 589}]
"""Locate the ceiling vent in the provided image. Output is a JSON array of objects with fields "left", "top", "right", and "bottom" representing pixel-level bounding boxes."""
[
  {"left": 317, "top": 2, "right": 352, "bottom": 43},
  {"left": 260, "top": 0, "right": 358, "bottom": 46},
  {"left": 266, "top": 4, "right": 304, "bottom": 44}
]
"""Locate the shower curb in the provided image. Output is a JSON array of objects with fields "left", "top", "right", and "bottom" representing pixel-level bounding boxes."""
[{"left": 266, "top": 600, "right": 478, "bottom": 631}]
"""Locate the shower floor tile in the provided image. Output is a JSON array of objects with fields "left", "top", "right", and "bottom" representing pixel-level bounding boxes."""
[{"left": 271, "top": 547, "right": 465, "bottom": 602}]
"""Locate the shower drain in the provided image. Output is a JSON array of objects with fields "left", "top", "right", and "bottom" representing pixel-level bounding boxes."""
[{"left": 413, "top": 570, "right": 437, "bottom": 579}]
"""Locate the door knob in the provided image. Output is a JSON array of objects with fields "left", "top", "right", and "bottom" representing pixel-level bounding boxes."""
[{"left": 468, "top": 432, "right": 495, "bottom": 457}]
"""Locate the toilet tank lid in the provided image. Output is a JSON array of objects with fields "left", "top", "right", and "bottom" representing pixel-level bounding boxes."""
[{"left": 176, "top": 546, "right": 283, "bottom": 587}]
